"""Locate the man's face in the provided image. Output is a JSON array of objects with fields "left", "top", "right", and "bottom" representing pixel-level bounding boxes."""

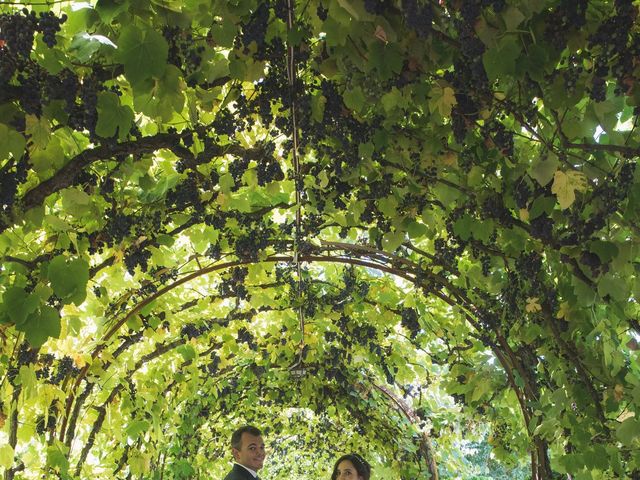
[{"left": 232, "top": 432, "right": 266, "bottom": 471}]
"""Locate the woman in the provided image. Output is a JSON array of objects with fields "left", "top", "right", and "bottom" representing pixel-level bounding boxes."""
[{"left": 330, "top": 453, "right": 371, "bottom": 480}]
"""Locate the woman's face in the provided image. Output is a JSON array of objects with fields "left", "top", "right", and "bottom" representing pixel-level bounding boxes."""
[{"left": 335, "top": 460, "right": 362, "bottom": 480}]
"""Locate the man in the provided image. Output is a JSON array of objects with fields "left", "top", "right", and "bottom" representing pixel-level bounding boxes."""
[{"left": 223, "top": 425, "right": 266, "bottom": 480}]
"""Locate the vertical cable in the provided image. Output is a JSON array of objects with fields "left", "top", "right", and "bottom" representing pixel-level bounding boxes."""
[{"left": 286, "top": 0, "right": 305, "bottom": 368}]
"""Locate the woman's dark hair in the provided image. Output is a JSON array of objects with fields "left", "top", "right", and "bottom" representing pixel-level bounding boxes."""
[{"left": 331, "top": 453, "right": 371, "bottom": 480}]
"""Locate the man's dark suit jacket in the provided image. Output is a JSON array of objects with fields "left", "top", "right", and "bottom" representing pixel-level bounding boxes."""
[{"left": 223, "top": 463, "right": 257, "bottom": 480}]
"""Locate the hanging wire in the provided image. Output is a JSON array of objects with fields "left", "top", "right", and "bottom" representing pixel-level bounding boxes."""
[{"left": 286, "top": 0, "right": 306, "bottom": 373}]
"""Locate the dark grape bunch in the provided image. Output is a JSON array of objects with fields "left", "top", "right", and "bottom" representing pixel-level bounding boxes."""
[
  {"left": 36, "top": 353, "right": 55, "bottom": 380},
  {"left": 0, "top": 158, "right": 27, "bottom": 213},
  {"left": 481, "top": 193, "right": 514, "bottom": 226},
  {"left": 515, "top": 251, "right": 542, "bottom": 280},
  {"left": 163, "top": 26, "right": 205, "bottom": 81},
  {"left": 36, "top": 11, "right": 67, "bottom": 48},
  {"left": 237, "top": 326, "right": 258, "bottom": 350},
  {"left": 181, "top": 322, "right": 205, "bottom": 340},
  {"left": 0, "top": 45, "right": 17, "bottom": 83},
  {"left": 316, "top": 4, "right": 328, "bottom": 21},
  {"left": 35, "top": 411, "right": 57, "bottom": 435},
  {"left": 398, "top": 308, "right": 419, "bottom": 339},
  {"left": 205, "top": 352, "right": 221, "bottom": 375},
  {"left": 239, "top": 2, "right": 270, "bottom": 59},
  {"left": 529, "top": 213, "right": 554, "bottom": 244},
  {"left": 488, "top": 122, "right": 514, "bottom": 157},
  {"left": 257, "top": 156, "right": 284, "bottom": 185},
  {"left": 0, "top": 9, "right": 38, "bottom": 58},
  {"left": 513, "top": 178, "right": 532, "bottom": 209},
  {"left": 228, "top": 155, "right": 251, "bottom": 185},
  {"left": 51, "top": 356, "right": 81, "bottom": 385},
  {"left": 363, "top": 0, "right": 387, "bottom": 15},
  {"left": 165, "top": 172, "right": 204, "bottom": 214},
  {"left": 0, "top": 9, "right": 66, "bottom": 68},
  {"left": 124, "top": 247, "right": 152, "bottom": 275},
  {"left": 402, "top": 0, "right": 433, "bottom": 39},
  {"left": 544, "top": 0, "right": 588, "bottom": 49},
  {"left": 211, "top": 108, "right": 238, "bottom": 137},
  {"left": 17, "top": 342, "right": 38, "bottom": 365},
  {"left": 450, "top": 106, "right": 468, "bottom": 144},
  {"left": 234, "top": 227, "right": 271, "bottom": 261},
  {"left": 105, "top": 211, "right": 135, "bottom": 245},
  {"left": 219, "top": 267, "right": 249, "bottom": 300}
]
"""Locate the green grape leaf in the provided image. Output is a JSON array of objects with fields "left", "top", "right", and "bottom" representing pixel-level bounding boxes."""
[
  {"left": 616, "top": 417, "right": 640, "bottom": 446},
  {"left": 129, "top": 451, "right": 151, "bottom": 475},
  {"left": 177, "top": 344, "right": 197, "bottom": 361},
  {"left": 311, "top": 93, "right": 326, "bottom": 122},
  {"left": 95, "top": 0, "right": 128, "bottom": 23},
  {"left": 18, "top": 306, "right": 61, "bottom": 347},
  {"left": 0, "top": 444, "right": 14, "bottom": 469},
  {"left": 47, "top": 256, "right": 90, "bottom": 305},
  {"left": 530, "top": 152, "right": 560, "bottom": 186},
  {"left": 95, "top": 91, "right": 134, "bottom": 139},
  {"left": 589, "top": 240, "right": 619, "bottom": 264},
  {"left": 368, "top": 42, "right": 403, "bottom": 81},
  {"left": 69, "top": 32, "right": 117, "bottom": 62},
  {"left": 2, "top": 287, "right": 39, "bottom": 326},
  {"left": 172, "top": 459, "right": 195, "bottom": 477},
  {"left": 502, "top": 6, "right": 526, "bottom": 30},
  {"left": 407, "top": 221, "right": 428, "bottom": 239},
  {"left": 46, "top": 442, "right": 70, "bottom": 474},
  {"left": 558, "top": 453, "right": 586, "bottom": 473},
  {"left": 117, "top": 25, "right": 168, "bottom": 85},
  {"left": 529, "top": 195, "right": 556, "bottom": 220},
  {"left": 343, "top": 86, "right": 366, "bottom": 113},
  {"left": 382, "top": 87, "right": 404, "bottom": 113},
  {"left": 453, "top": 214, "right": 474, "bottom": 241},
  {"left": 209, "top": 19, "right": 237, "bottom": 48},
  {"left": 482, "top": 38, "right": 521, "bottom": 81},
  {"left": 597, "top": 274, "right": 628, "bottom": 302},
  {"left": 126, "top": 420, "right": 151, "bottom": 440},
  {"left": 17, "top": 364, "right": 38, "bottom": 398},
  {"left": 25, "top": 115, "right": 51, "bottom": 150},
  {"left": 382, "top": 231, "right": 405, "bottom": 252},
  {"left": 60, "top": 188, "right": 92, "bottom": 217},
  {"left": 572, "top": 276, "right": 595, "bottom": 307},
  {"left": 0, "top": 124, "right": 26, "bottom": 160},
  {"left": 428, "top": 82, "right": 457, "bottom": 117}
]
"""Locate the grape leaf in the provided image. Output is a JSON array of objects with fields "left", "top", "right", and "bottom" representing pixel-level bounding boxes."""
[
  {"left": 616, "top": 417, "right": 640, "bottom": 446},
  {"left": 0, "top": 124, "right": 26, "bottom": 161},
  {"left": 47, "top": 256, "right": 90, "bottom": 305},
  {"left": 2, "top": 287, "right": 39, "bottom": 326},
  {"left": 551, "top": 170, "right": 588, "bottom": 209},
  {"left": 482, "top": 38, "right": 521, "bottom": 81},
  {"left": 18, "top": 306, "right": 61, "bottom": 347},
  {"left": 0, "top": 444, "right": 14, "bottom": 469},
  {"left": 343, "top": 86, "right": 366, "bottom": 113},
  {"left": 428, "top": 81, "right": 457, "bottom": 117},
  {"left": 126, "top": 420, "right": 150, "bottom": 440},
  {"left": 95, "top": 91, "right": 134, "bottom": 139},
  {"left": 117, "top": 25, "right": 168, "bottom": 85}
]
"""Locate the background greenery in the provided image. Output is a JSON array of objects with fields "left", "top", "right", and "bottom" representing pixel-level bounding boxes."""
[{"left": 0, "top": 0, "right": 639, "bottom": 478}]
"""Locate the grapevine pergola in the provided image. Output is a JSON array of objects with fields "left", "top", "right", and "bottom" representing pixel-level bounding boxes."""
[{"left": 0, "top": 0, "right": 639, "bottom": 479}]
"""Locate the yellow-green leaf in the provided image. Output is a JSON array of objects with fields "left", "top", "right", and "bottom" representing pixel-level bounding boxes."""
[{"left": 551, "top": 170, "right": 588, "bottom": 209}]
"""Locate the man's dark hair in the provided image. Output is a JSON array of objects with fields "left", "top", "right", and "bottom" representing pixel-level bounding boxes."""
[{"left": 231, "top": 425, "right": 262, "bottom": 450}]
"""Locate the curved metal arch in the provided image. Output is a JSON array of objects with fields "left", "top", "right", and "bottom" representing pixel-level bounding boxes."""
[
  {"left": 69, "top": 327, "right": 435, "bottom": 478},
  {"left": 49, "top": 245, "right": 545, "bottom": 479}
]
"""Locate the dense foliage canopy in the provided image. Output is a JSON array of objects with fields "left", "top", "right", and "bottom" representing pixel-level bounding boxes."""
[{"left": 0, "top": 0, "right": 639, "bottom": 478}]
